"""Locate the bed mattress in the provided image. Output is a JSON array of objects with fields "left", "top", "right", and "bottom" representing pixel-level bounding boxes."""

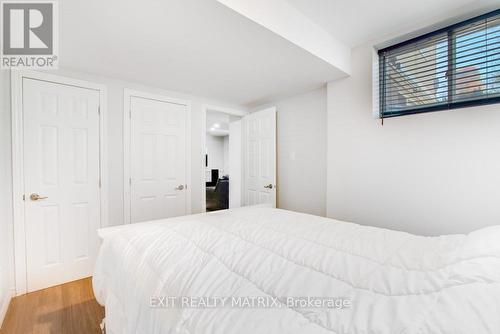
[{"left": 93, "top": 206, "right": 500, "bottom": 333}]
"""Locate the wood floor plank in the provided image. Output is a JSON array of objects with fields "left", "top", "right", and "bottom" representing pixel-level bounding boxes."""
[{"left": 0, "top": 277, "right": 104, "bottom": 334}]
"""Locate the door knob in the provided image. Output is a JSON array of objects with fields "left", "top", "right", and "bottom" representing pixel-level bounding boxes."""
[
  {"left": 175, "top": 185, "right": 184, "bottom": 190},
  {"left": 264, "top": 184, "right": 273, "bottom": 189},
  {"left": 30, "top": 193, "right": 48, "bottom": 201}
]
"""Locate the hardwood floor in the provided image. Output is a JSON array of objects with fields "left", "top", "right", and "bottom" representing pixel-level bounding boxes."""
[{"left": 0, "top": 277, "right": 104, "bottom": 334}]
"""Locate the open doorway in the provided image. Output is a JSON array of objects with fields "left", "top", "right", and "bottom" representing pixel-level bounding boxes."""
[
  {"left": 202, "top": 106, "right": 277, "bottom": 212},
  {"left": 205, "top": 110, "right": 243, "bottom": 211}
]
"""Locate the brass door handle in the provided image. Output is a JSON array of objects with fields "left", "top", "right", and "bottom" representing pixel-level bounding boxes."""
[
  {"left": 30, "top": 193, "right": 48, "bottom": 201},
  {"left": 264, "top": 184, "right": 273, "bottom": 189},
  {"left": 175, "top": 185, "right": 184, "bottom": 191}
]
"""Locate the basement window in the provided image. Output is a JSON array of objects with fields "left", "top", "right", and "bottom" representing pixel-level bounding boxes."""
[{"left": 378, "top": 9, "right": 500, "bottom": 118}]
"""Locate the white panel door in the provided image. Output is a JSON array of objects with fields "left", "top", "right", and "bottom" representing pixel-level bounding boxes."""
[
  {"left": 243, "top": 107, "right": 276, "bottom": 207},
  {"left": 23, "top": 78, "right": 101, "bottom": 292},
  {"left": 130, "top": 96, "right": 187, "bottom": 223}
]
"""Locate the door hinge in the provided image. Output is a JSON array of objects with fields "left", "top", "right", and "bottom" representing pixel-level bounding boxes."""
[
  {"left": 129, "top": 178, "right": 132, "bottom": 186},
  {"left": 129, "top": 109, "right": 132, "bottom": 118},
  {"left": 99, "top": 179, "right": 102, "bottom": 188},
  {"left": 98, "top": 106, "right": 101, "bottom": 115}
]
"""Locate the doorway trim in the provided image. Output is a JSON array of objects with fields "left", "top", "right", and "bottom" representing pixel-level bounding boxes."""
[
  {"left": 123, "top": 89, "right": 192, "bottom": 224},
  {"left": 11, "top": 69, "right": 108, "bottom": 295},
  {"left": 201, "top": 105, "right": 248, "bottom": 212}
]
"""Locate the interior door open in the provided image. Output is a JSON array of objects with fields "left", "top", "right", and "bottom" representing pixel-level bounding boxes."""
[{"left": 242, "top": 107, "right": 277, "bottom": 207}]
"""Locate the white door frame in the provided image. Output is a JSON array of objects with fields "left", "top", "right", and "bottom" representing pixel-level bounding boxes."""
[
  {"left": 201, "top": 105, "right": 248, "bottom": 212},
  {"left": 123, "top": 89, "right": 192, "bottom": 224},
  {"left": 11, "top": 69, "right": 108, "bottom": 296}
]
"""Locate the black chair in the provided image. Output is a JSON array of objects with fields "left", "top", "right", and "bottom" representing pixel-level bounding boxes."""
[{"left": 215, "top": 177, "right": 229, "bottom": 209}]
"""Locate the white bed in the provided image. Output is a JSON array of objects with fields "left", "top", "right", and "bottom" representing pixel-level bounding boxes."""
[{"left": 93, "top": 206, "right": 500, "bottom": 334}]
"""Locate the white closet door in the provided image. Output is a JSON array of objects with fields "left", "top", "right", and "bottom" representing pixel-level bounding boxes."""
[
  {"left": 23, "top": 78, "right": 101, "bottom": 292},
  {"left": 130, "top": 96, "right": 188, "bottom": 223},
  {"left": 243, "top": 107, "right": 277, "bottom": 207}
]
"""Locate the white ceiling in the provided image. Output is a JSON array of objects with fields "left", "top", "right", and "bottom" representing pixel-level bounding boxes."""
[
  {"left": 59, "top": 0, "right": 499, "bottom": 107},
  {"left": 206, "top": 111, "right": 234, "bottom": 136},
  {"left": 285, "top": 0, "right": 499, "bottom": 47},
  {"left": 59, "top": 0, "right": 344, "bottom": 107}
]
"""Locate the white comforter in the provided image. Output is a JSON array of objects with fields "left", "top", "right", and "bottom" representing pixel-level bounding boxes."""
[{"left": 93, "top": 207, "right": 500, "bottom": 334}]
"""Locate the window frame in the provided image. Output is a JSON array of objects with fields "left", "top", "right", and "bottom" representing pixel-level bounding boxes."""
[{"left": 378, "top": 9, "right": 500, "bottom": 118}]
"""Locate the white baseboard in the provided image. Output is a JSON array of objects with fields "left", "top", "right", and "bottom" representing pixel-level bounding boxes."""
[{"left": 0, "top": 288, "right": 14, "bottom": 329}]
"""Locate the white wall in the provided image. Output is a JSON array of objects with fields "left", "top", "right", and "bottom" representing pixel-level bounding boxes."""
[
  {"left": 223, "top": 136, "right": 229, "bottom": 176},
  {"left": 0, "top": 69, "right": 244, "bottom": 310},
  {"left": 206, "top": 134, "right": 225, "bottom": 173},
  {"left": 0, "top": 71, "right": 14, "bottom": 326},
  {"left": 327, "top": 44, "right": 500, "bottom": 236},
  {"left": 255, "top": 87, "right": 327, "bottom": 216},
  {"left": 229, "top": 120, "right": 242, "bottom": 208}
]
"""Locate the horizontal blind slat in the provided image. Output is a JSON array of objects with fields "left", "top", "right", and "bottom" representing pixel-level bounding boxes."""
[
  {"left": 388, "top": 34, "right": 500, "bottom": 65},
  {"left": 383, "top": 58, "right": 500, "bottom": 81},
  {"left": 392, "top": 39, "right": 500, "bottom": 70},
  {"left": 386, "top": 48, "right": 500, "bottom": 78},
  {"left": 382, "top": 66, "right": 500, "bottom": 95}
]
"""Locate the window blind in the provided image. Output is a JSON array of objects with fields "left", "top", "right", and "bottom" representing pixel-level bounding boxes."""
[{"left": 378, "top": 9, "right": 500, "bottom": 118}]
